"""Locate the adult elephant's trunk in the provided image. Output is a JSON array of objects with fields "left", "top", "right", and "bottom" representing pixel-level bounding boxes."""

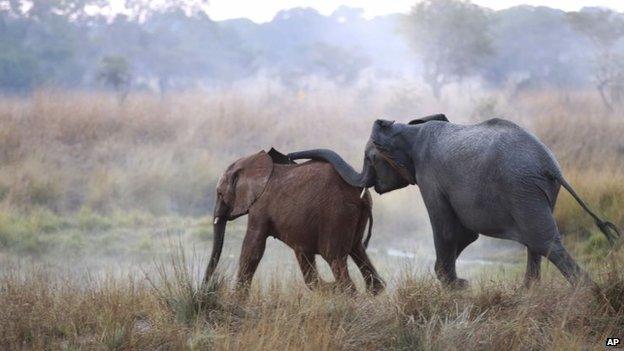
[
  {"left": 203, "top": 196, "right": 229, "bottom": 285},
  {"left": 288, "top": 149, "right": 375, "bottom": 188}
]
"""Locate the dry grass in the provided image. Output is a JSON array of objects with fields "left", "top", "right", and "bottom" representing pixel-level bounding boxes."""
[
  {"left": 0, "top": 88, "right": 376, "bottom": 216},
  {"left": 1, "top": 245, "right": 623, "bottom": 350},
  {"left": 0, "top": 87, "right": 621, "bottom": 232}
]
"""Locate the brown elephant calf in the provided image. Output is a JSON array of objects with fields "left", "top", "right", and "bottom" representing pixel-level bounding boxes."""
[{"left": 204, "top": 148, "right": 384, "bottom": 294}]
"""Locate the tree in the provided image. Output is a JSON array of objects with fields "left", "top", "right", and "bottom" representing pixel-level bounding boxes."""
[
  {"left": 568, "top": 9, "right": 624, "bottom": 110},
  {"left": 139, "top": 10, "right": 216, "bottom": 96},
  {"left": 3, "top": 0, "right": 107, "bottom": 20},
  {"left": 0, "top": 47, "right": 39, "bottom": 93},
  {"left": 403, "top": 0, "right": 493, "bottom": 99},
  {"left": 97, "top": 56, "right": 131, "bottom": 103},
  {"left": 483, "top": 6, "right": 588, "bottom": 92},
  {"left": 311, "top": 43, "right": 370, "bottom": 86},
  {"left": 124, "top": 0, "right": 209, "bottom": 21}
]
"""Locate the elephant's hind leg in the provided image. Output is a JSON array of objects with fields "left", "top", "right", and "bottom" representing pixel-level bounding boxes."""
[
  {"left": 543, "top": 240, "right": 594, "bottom": 286},
  {"left": 515, "top": 206, "right": 594, "bottom": 287},
  {"left": 296, "top": 251, "right": 322, "bottom": 290},
  {"left": 524, "top": 248, "right": 542, "bottom": 287},
  {"left": 329, "top": 256, "right": 356, "bottom": 294},
  {"left": 350, "top": 244, "right": 385, "bottom": 294}
]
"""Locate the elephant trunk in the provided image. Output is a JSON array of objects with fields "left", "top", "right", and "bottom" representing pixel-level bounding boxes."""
[
  {"left": 288, "top": 149, "right": 375, "bottom": 188},
  {"left": 203, "top": 196, "right": 229, "bottom": 285}
]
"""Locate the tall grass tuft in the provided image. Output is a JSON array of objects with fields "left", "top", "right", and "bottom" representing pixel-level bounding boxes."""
[{"left": 144, "top": 241, "right": 229, "bottom": 326}]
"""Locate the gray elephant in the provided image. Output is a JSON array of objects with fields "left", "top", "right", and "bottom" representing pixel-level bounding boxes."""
[{"left": 288, "top": 114, "right": 620, "bottom": 288}]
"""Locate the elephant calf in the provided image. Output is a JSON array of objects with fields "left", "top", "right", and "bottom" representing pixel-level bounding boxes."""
[{"left": 203, "top": 148, "right": 384, "bottom": 294}]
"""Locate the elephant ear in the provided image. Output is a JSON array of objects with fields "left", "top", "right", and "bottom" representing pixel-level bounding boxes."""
[
  {"left": 408, "top": 114, "right": 448, "bottom": 125},
  {"left": 268, "top": 147, "right": 296, "bottom": 164},
  {"left": 222, "top": 151, "right": 274, "bottom": 218}
]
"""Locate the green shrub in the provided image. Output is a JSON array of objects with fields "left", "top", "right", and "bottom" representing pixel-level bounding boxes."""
[
  {"left": 76, "top": 208, "right": 113, "bottom": 231},
  {"left": 27, "top": 207, "right": 67, "bottom": 233},
  {"left": 136, "top": 234, "right": 154, "bottom": 252},
  {"left": 0, "top": 213, "right": 23, "bottom": 248},
  {"left": 0, "top": 181, "right": 9, "bottom": 201},
  {"left": 192, "top": 226, "right": 212, "bottom": 241},
  {"left": 0, "top": 212, "right": 51, "bottom": 254},
  {"left": 63, "top": 230, "right": 86, "bottom": 253},
  {"left": 111, "top": 210, "right": 154, "bottom": 227},
  {"left": 583, "top": 230, "right": 611, "bottom": 257}
]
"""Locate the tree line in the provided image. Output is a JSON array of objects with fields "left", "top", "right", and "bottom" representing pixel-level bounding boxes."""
[{"left": 1, "top": 0, "right": 624, "bottom": 107}]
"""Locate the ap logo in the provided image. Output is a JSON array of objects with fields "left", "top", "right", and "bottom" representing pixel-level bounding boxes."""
[{"left": 606, "top": 337, "right": 620, "bottom": 347}]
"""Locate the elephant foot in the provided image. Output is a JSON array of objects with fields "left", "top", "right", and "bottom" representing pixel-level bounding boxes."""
[
  {"left": 323, "top": 281, "right": 357, "bottom": 296},
  {"left": 335, "top": 283, "right": 357, "bottom": 296},
  {"left": 233, "top": 288, "right": 251, "bottom": 303},
  {"left": 313, "top": 281, "right": 336, "bottom": 293},
  {"left": 305, "top": 279, "right": 329, "bottom": 291},
  {"left": 446, "top": 278, "right": 469, "bottom": 290},
  {"left": 523, "top": 278, "right": 540, "bottom": 289},
  {"left": 370, "top": 282, "right": 385, "bottom": 296}
]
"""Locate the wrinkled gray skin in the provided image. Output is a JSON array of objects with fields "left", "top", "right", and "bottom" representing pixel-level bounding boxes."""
[{"left": 289, "top": 115, "right": 620, "bottom": 288}]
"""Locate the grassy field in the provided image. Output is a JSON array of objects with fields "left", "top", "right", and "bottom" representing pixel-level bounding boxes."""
[
  {"left": 0, "top": 87, "right": 623, "bottom": 349},
  {"left": 1, "top": 246, "right": 623, "bottom": 350}
]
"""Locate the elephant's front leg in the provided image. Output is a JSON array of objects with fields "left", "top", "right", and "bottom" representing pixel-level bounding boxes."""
[
  {"left": 236, "top": 217, "right": 268, "bottom": 295},
  {"left": 433, "top": 232, "right": 464, "bottom": 288},
  {"left": 295, "top": 251, "right": 322, "bottom": 290},
  {"left": 329, "top": 257, "right": 356, "bottom": 294},
  {"left": 423, "top": 193, "right": 472, "bottom": 289},
  {"left": 524, "top": 248, "right": 542, "bottom": 287}
]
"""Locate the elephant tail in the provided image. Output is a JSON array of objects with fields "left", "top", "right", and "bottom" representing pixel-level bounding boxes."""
[
  {"left": 558, "top": 176, "right": 620, "bottom": 244},
  {"left": 362, "top": 189, "right": 374, "bottom": 249}
]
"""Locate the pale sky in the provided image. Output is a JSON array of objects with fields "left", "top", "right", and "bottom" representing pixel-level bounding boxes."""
[{"left": 103, "top": 1, "right": 624, "bottom": 22}]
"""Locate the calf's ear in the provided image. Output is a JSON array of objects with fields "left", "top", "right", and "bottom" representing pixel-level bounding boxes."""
[
  {"left": 226, "top": 151, "right": 274, "bottom": 218},
  {"left": 268, "top": 147, "right": 296, "bottom": 164}
]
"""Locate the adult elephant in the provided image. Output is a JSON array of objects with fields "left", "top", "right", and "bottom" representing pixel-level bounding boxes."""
[{"left": 288, "top": 114, "right": 619, "bottom": 288}]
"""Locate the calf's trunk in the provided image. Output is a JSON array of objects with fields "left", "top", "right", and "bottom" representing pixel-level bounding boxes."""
[{"left": 203, "top": 196, "right": 229, "bottom": 285}]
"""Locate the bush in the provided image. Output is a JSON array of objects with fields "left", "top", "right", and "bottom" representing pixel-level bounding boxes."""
[
  {"left": 0, "top": 212, "right": 49, "bottom": 254},
  {"left": 75, "top": 208, "right": 113, "bottom": 231}
]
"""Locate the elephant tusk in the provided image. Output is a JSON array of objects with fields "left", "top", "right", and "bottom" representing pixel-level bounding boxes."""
[
  {"left": 360, "top": 188, "right": 366, "bottom": 198},
  {"left": 213, "top": 217, "right": 220, "bottom": 224}
]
